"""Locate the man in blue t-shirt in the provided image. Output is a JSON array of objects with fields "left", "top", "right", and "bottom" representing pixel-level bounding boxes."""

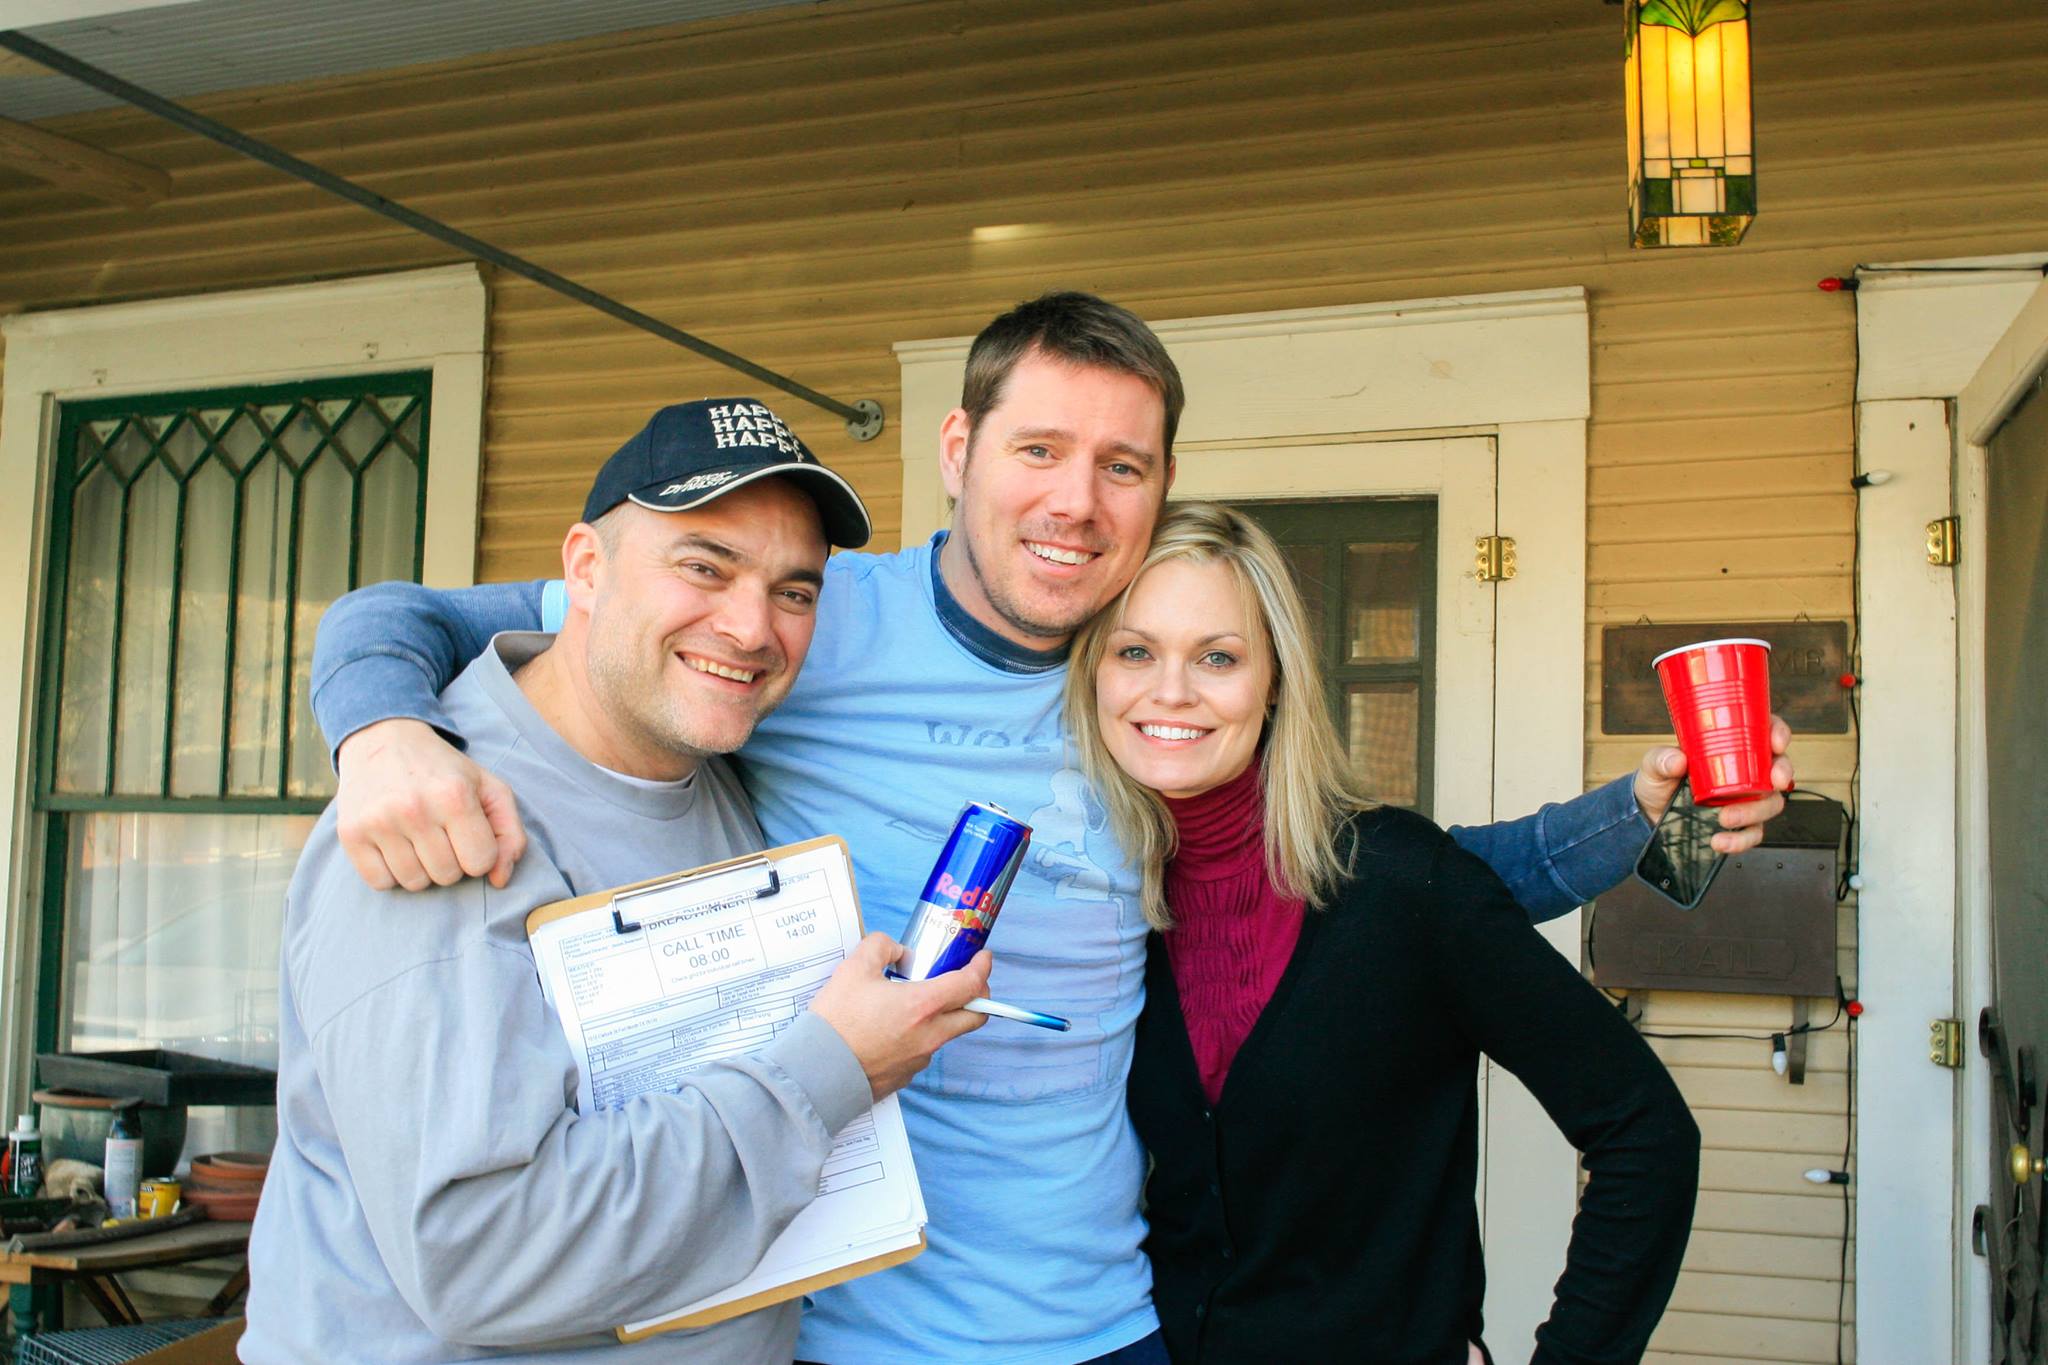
[{"left": 309, "top": 292, "right": 1794, "bottom": 1365}]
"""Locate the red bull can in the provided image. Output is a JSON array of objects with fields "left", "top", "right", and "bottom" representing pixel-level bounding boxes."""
[{"left": 891, "top": 801, "right": 1032, "bottom": 979}]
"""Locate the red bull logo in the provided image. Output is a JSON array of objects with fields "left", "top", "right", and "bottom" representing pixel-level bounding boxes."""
[
  {"left": 933, "top": 871, "right": 990, "bottom": 910},
  {"left": 933, "top": 873, "right": 998, "bottom": 934},
  {"left": 948, "top": 902, "right": 996, "bottom": 933},
  {"left": 892, "top": 801, "right": 1033, "bottom": 980}
]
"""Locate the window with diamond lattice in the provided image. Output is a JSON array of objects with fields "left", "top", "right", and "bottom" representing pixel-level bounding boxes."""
[{"left": 33, "top": 373, "right": 430, "bottom": 1151}]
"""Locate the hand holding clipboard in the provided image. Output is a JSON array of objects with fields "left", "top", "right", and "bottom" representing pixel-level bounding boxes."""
[{"left": 526, "top": 837, "right": 954, "bottom": 1340}]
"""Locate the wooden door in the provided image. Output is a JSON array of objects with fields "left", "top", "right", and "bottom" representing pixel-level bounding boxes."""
[{"left": 1981, "top": 372, "right": 2048, "bottom": 1364}]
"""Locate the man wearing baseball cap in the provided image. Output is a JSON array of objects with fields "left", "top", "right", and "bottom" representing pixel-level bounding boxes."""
[{"left": 244, "top": 400, "right": 992, "bottom": 1364}]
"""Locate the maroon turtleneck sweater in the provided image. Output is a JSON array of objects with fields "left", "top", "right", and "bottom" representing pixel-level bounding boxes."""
[{"left": 1160, "top": 759, "right": 1305, "bottom": 1106}]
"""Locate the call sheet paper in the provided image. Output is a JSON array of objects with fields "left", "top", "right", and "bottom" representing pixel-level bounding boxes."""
[{"left": 528, "top": 838, "right": 926, "bottom": 1335}]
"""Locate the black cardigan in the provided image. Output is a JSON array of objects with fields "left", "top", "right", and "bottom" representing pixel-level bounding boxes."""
[{"left": 1128, "top": 807, "right": 1700, "bottom": 1365}]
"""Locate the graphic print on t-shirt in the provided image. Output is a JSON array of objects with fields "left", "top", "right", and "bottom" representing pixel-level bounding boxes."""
[{"left": 886, "top": 747, "right": 1134, "bottom": 1101}]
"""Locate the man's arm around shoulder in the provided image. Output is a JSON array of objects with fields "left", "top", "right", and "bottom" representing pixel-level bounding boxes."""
[{"left": 314, "top": 580, "right": 549, "bottom": 891}]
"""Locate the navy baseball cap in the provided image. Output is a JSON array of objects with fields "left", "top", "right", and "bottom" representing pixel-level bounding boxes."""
[{"left": 582, "top": 398, "right": 871, "bottom": 548}]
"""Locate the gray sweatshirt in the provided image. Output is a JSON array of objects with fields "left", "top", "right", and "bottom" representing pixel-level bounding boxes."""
[{"left": 243, "top": 633, "right": 873, "bottom": 1363}]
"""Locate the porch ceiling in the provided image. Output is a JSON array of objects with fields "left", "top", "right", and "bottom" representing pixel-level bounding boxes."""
[{"left": 0, "top": 0, "right": 820, "bottom": 122}]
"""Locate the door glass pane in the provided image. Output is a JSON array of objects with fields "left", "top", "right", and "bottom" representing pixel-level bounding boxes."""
[
  {"left": 54, "top": 466, "right": 121, "bottom": 793},
  {"left": 114, "top": 461, "right": 178, "bottom": 794},
  {"left": 170, "top": 461, "right": 235, "bottom": 797},
  {"left": 228, "top": 454, "right": 290, "bottom": 796},
  {"left": 217, "top": 408, "right": 265, "bottom": 472},
  {"left": 61, "top": 811, "right": 307, "bottom": 1158},
  {"left": 1279, "top": 543, "right": 1328, "bottom": 632},
  {"left": 1344, "top": 540, "right": 1423, "bottom": 663},
  {"left": 359, "top": 438, "right": 421, "bottom": 584},
  {"left": 102, "top": 418, "right": 151, "bottom": 480},
  {"left": 289, "top": 451, "right": 353, "bottom": 796},
  {"left": 62, "top": 811, "right": 303, "bottom": 1058},
  {"left": 1346, "top": 683, "right": 1420, "bottom": 808},
  {"left": 272, "top": 403, "right": 323, "bottom": 468},
  {"left": 159, "top": 412, "right": 207, "bottom": 476}
]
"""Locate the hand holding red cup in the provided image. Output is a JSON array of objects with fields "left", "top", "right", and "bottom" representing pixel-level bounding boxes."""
[{"left": 1652, "top": 638, "right": 1776, "bottom": 806}]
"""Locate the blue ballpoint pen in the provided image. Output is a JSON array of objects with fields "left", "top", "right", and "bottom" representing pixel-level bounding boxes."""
[{"left": 961, "top": 997, "right": 1071, "bottom": 1031}]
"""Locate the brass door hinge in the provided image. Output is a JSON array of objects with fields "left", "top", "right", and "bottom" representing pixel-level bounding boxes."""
[
  {"left": 1475, "top": 535, "right": 1517, "bottom": 583},
  {"left": 1926, "top": 516, "right": 1960, "bottom": 567},
  {"left": 1930, "top": 1018, "right": 1965, "bottom": 1068}
]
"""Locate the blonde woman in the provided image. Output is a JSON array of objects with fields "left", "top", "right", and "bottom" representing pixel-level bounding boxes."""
[{"left": 1065, "top": 503, "right": 1699, "bottom": 1365}]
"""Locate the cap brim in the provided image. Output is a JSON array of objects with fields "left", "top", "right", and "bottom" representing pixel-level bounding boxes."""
[{"left": 627, "top": 462, "right": 872, "bottom": 549}]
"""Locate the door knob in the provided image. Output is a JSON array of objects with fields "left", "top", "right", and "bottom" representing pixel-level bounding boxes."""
[{"left": 2012, "top": 1142, "right": 2045, "bottom": 1185}]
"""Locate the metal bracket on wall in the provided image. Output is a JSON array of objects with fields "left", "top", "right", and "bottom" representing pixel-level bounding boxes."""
[
  {"left": 1785, "top": 997, "right": 1809, "bottom": 1086},
  {"left": 1622, "top": 991, "right": 1646, "bottom": 1029},
  {"left": 1474, "top": 535, "right": 1517, "bottom": 583},
  {"left": 1926, "top": 515, "right": 1960, "bottom": 566},
  {"left": 844, "top": 400, "right": 885, "bottom": 443},
  {"left": 1930, "top": 1017, "right": 1965, "bottom": 1068}
]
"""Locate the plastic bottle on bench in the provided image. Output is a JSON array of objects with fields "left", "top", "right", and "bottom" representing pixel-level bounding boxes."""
[
  {"left": 7, "top": 1112, "right": 42, "bottom": 1196},
  {"left": 104, "top": 1105, "right": 143, "bottom": 1217}
]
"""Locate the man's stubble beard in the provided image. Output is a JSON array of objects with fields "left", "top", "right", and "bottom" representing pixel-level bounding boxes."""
[
  {"left": 957, "top": 527, "right": 1094, "bottom": 642},
  {"left": 583, "top": 609, "right": 728, "bottom": 762}
]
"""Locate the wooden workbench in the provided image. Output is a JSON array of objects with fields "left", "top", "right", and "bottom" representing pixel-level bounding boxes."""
[{"left": 2, "top": 1219, "right": 248, "bottom": 1336}]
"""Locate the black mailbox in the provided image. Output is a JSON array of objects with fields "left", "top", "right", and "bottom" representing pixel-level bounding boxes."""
[{"left": 1591, "top": 794, "right": 1846, "bottom": 998}]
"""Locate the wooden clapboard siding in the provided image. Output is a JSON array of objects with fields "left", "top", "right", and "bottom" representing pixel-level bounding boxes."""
[{"left": 3, "top": 1, "right": 2045, "bottom": 1359}]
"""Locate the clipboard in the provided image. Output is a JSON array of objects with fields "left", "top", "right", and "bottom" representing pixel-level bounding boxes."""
[{"left": 524, "top": 835, "right": 926, "bottom": 1341}]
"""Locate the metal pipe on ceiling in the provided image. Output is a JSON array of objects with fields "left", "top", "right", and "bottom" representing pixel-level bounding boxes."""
[{"left": 0, "top": 28, "right": 885, "bottom": 442}]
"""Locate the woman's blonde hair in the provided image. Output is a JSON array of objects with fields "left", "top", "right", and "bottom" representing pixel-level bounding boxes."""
[{"left": 1064, "top": 501, "right": 1374, "bottom": 930}]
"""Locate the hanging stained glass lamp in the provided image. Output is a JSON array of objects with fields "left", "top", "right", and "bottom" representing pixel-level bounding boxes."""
[{"left": 1626, "top": 0, "right": 1755, "bottom": 248}]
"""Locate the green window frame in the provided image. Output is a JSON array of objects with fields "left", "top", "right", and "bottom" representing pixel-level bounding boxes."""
[
  {"left": 1232, "top": 498, "right": 1439, "bottom": 815},
  {"left": 31, "top": 372, "right": 433, "bottom": 1058}
]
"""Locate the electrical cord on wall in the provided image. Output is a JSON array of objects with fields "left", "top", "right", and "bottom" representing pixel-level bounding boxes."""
[
  {"left": 1835, "top": 291, "right": 1864, "bottom": 1364},
  {"left": 1835, "top": 1011, "right": 1855, "bottom": 1365},
  {"left": 1842, "top": 296, "right": 1866, "bottom": 902},
  {"left": 1616, "top": 975, "right": 1850, "bottom": 1045},
  {"left": 1596, "top": 966, "right": 1857, "bottom": 1360}
]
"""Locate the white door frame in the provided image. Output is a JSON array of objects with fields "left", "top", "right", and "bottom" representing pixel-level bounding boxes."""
[
  {"left": 1854, "top": 254, "right": 2048, "bottom": 1364},
  {"left": 896, "top": 287, "right": 1589, "bottom": 1352},
  {"left": 0, "top": 265, "right": 490, "bottom": 1120}
]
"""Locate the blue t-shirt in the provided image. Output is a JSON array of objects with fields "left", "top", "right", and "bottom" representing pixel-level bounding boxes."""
[{"left": 744, "top": 541, "right": 1158, "bottom": 1365}]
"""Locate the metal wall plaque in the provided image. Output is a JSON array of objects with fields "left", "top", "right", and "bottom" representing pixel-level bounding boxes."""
[
  {"left": 1600, "top": 621, "right": 1850, "bottom": 734},
  {"left": 1592, "top": 796, "right": 1846, "bottom": 998},
  {"left": 1594, "top": 850, "right": 1840, "bottom": 996}
]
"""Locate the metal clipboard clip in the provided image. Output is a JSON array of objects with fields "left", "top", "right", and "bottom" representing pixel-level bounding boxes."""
[{"left": 609, "top": 855, "right": 781, "bottom": 935}]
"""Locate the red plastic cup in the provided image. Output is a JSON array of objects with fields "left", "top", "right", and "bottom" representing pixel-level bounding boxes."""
[{"left": 1652, "top": 638, "right": 1774, "bottom": 806}]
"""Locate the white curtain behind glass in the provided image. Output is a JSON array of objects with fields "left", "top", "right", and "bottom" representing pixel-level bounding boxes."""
[{"left": 65, "top": 813, "right": 309, "bottom": 1155}]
